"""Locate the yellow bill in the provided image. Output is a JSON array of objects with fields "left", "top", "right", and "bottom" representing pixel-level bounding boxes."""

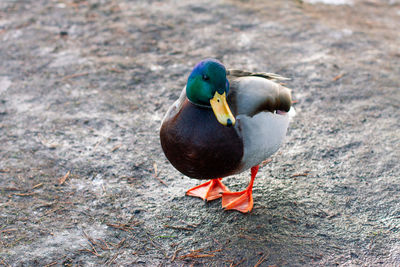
[{"left": 210, "top": 91, "right": 236, "bottom": 127}]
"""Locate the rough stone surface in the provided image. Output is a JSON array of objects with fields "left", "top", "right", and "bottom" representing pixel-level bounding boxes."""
[{"left": 0, "top": 0, "right": 399, "bottom": 266}]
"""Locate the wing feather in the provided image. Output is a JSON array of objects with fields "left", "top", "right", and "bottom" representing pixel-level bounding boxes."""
[{"left": 227, "top": 73, "right": 292, "bottom": 117}]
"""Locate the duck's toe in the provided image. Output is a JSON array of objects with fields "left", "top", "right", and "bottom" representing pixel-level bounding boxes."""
[
  {"left": 186, "top": 178, "right": 229, "bottom": 201},
  {"left": 221, "top": 189, "right": 254, "bottom": 213}
]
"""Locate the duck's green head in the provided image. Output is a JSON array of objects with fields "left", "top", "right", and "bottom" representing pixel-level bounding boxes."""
[{"left": 186, "top": 59, "right": 236, "bottom": 126}]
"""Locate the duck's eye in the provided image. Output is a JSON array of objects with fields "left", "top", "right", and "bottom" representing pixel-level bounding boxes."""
[{"left": 202, "top": 74, "right": 209, "bottom": 81}]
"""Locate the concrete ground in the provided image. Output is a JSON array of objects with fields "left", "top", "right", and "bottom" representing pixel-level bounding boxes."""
[{"left": 0, "top": 0, "right": 399, "bottom": 266}]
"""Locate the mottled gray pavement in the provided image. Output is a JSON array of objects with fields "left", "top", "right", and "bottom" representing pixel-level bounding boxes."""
[{"left": 0, "top": 0, "right": 399, "bottom": 266}]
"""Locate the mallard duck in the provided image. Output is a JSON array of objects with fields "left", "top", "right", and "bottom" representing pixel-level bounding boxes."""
[{"left": 160, "top": 59, "right": 292, "bottom": 213}]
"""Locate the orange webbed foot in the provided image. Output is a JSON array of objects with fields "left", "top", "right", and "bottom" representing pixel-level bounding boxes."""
[
  {"left": 221, "top": 165, "right": 259, "bottom": 213},
  {"left": 221, "top": 189, "right": 253, "bottom": 213},
  {"left": 186, "top": 178, "right": 229, "bottom": 201}
]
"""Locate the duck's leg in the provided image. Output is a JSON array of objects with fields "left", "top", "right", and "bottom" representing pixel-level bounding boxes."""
[
  {"left": 186, "top": 178, "right": 229, "bottom": 201},
  {"left": 221, "top": 165, "right": 259, "bottom": 213}
]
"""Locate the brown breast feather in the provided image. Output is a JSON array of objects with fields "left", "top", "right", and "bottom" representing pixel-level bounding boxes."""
[{"left": 160, "top": 100, "right": 243, "bottom": 179}]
